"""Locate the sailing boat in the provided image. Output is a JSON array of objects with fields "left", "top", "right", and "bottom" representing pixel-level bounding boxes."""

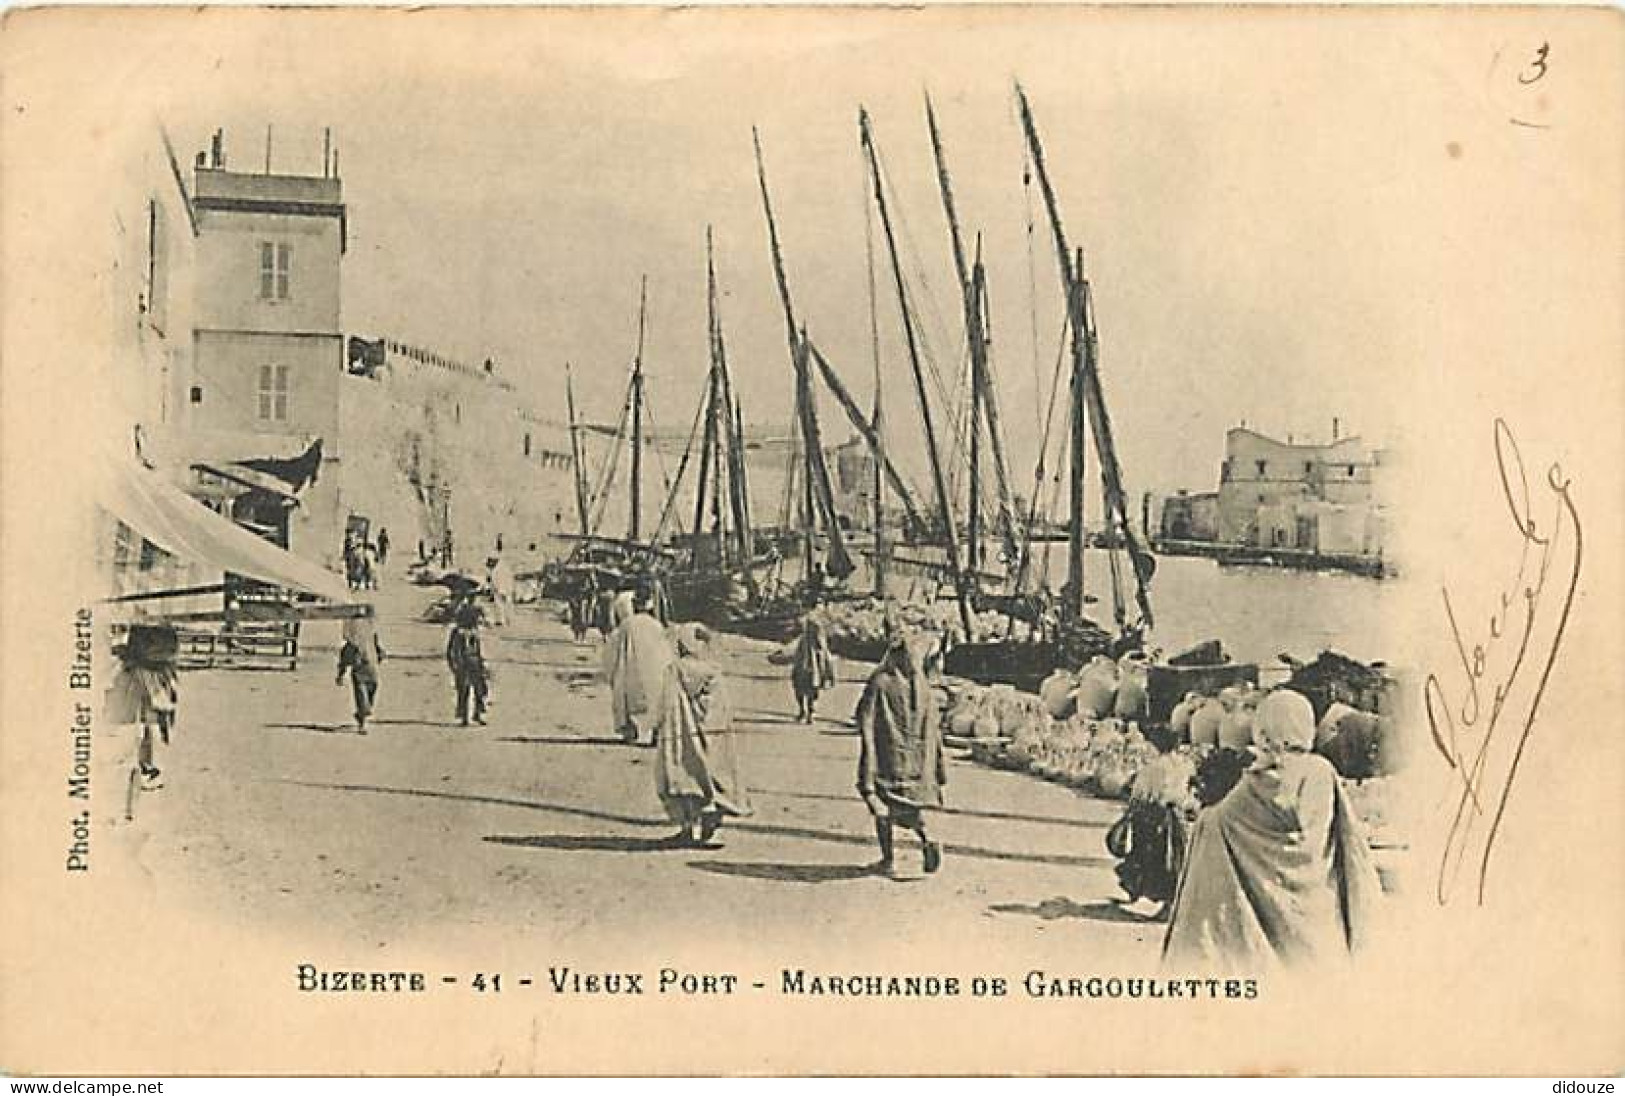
[
  {"left": 660, "top": 228, "right": 782, "bottom": 623},
  {"left": 544, "top": 278, "right": 686, "bottom": 609},
  {"left": 710, "top": 127, "right": 861, "bottom": 640},
  {"left": 857, "top": 105, "right": 977, "bottom": 641},
  {"left": 938, "top": 84, "right": 1156, "bottom": 690},
  {"left": 925, "top": 95, "right": 1026, "bottom": 596}
]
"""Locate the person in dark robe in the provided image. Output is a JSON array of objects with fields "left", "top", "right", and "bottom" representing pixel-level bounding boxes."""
[
  {"left": 336, "top": 609, "right": 385, "bottom": 731},
  {"left": 1111, "top": 725, "right": 1196, "bottom": 916},
  {"left": 1194, "top": 709, "right": 1254, "bottom": 807},
  {"left": 803, "top": 560, "right": 827, "bottom": 607},
  {"left": 854, "top": 633, "right": 945, "bottom": 877},
  {"left": 344, "top": 535, "right": 365, "bottom": 590},
  {"left": 376, "top": 527, "right": 391, "bottom": 566},
  {"left": 789, "top": 614, "right": 835, "bottom": 723},
  {"left": 567, "top": 575, "right": 596, "bottom": 643},
  {"left": 591, "top": 571, "right": 622, "bottom": 639},
  {"left": 1163, "top": 688, "right": 1383, "bottom": 969},
  {"left": 655, "top": 624, "right": 754, "bottom": 846},
  {"left": 445, "top": 602, "right": 489, "bottom": 726}
]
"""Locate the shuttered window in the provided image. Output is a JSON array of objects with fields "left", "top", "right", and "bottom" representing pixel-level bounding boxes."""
[
  {"left": 260, "top": 242, "right": 292, "bottom": 300},
  {"left": 257, "top": 364, "right": 289, "bottom": 422}
]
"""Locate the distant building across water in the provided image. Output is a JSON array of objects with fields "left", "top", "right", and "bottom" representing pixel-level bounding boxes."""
[{"left": 1156, "top": 420, "right": 1389, "bottom": 574}]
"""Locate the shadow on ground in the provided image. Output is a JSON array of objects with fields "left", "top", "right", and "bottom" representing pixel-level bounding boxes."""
[
  {"left": 733, "top": 708, "right": 810, "bottom": 727},
  {"left": 686, "top": 860, "right": 879, "bottom": 885},
  {"left": 265, "top": 722, "right": 363, "bottom": 736},
  {"left": 485, "top": 833, "right": 681, "bottom": 854},
  {"left": 988, "top": 897, "right": 1163, "bottom": 924},
  {"left": 368, "top": 717, "right": 467, "bottom": 730},
  {"left": 276, "top": 780, "right": 1115, "bottom": 870},
  {"left": 753, "top": 787, "right": 1111, "bottom": 831},
  {"left": 276, "top": 779, "right": 669, "bottom": 829}
]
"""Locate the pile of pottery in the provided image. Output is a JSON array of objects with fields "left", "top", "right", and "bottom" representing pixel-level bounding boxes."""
[
  {"left": 945, "top": 659, "right": 1281, "bottom": 801},
  {"left": 943, "top": 651, "right": 1162, "bottom": 799},
  {"left": 1170, "top": 683, "right": 1264, "bottom": 751},
  {"left": 817, "top": 597, "right": 1017, "bottom": 653}
]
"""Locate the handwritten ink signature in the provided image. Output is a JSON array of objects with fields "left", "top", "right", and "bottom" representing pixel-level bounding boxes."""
[{"left": 1425, "top": 419, "right": 1583, "bottom": 906}]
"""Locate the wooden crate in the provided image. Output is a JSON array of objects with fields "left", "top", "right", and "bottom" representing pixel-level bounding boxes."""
[{"left": 175, "top": 621, "right": 299, "bottom": 672}]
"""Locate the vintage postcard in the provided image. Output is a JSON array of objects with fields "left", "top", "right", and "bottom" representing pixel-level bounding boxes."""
[{"left": 0, "top": 4, "right": 1620, "bottom": 1076}]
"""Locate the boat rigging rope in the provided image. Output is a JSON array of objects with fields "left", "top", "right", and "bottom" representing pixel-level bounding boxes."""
[
  {"left": 877, "top": 144, "right": 961, "bottom": 397},
  {"left": 864, "top": 160, "right": 884, "bottom": 421},
  {"left": 586, "top": 380, "right": 634, "bottom": 535},
  {"left": 874, "top": 145, "right": 1012, "bottom": 551},
  {"left": 872, "top": 143, "right": 975, "bottom": 486},
  {"left": 1023, "top": 145, "right": 1045, "bottom": 435},
  {"left": 651, "top": 379, "right": 710, "bottom": 545},
  {"left": 639, "top": 395, "right": 690, "bottom": 542},
  {"left": 1019, "top": 301, "right": 1072, "bottom": 593},
  {"left": 1038, "top": 395, "right": 1070, "bottom": 593}
]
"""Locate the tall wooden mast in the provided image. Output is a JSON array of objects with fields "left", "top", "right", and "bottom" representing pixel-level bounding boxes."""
[
  {"left": 565, "top": 363, "right": 590, "bottom": 536},
  {"left": 752, "top": 128, "right": 854, "bottom": 581},
  {"left": 1067, "top": 247, "right": 1088, "bottom": 623},
  {"left": 1016, "top": 83, "right": 1155, "bottom": 627},
  {"left": 628, "top": 275, "right": 648, "bottom": 544},
  {"left": 692, "top": 367, "right": 718, "bottom": 553},
  {"left": 860, "top": 106, "right": 974, "bottom": 638},
  {"left": 695, "top": 230, "right": 723, "bottom": 556},
  {"left": 865, "top": 171, "right": 888, "bottom": 597},
  {"left": 715, "top": 325, "right": 753, "bottom": 570},
  {"left": 926, "top": 94, "right": 1023, "bottom": 579},
  {"left": 804, "top": 341, "right": 926, "bottom": 533}
]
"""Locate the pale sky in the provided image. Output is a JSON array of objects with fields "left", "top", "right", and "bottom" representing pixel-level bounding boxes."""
[{"left": 153, "top": 7, "right": 1444, "bottom": 500}]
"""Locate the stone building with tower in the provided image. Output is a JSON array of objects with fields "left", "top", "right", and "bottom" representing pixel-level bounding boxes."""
[
  {"left": 1215, "top": 422, "right": 1383, "bottom": 553},
  {"left": 107, "top": 127, "right": 348, "bottom": 562},
  {"left": 1158, "top": 419, "right": 1388, "bottom": 560},
  {"left": 181, "top": 132, "right": 348, "bottom": 558},
  {"left": 111, "top": 124, "right": 580, "bottom": 575}
]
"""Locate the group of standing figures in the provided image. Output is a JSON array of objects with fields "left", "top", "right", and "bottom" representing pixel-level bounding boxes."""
[
  {"left": 343, "top": 527, "right": 389, "bottom": 591},
  {"left": 599, "top": 586, "right": 1381, "bottom": 964},
  {"left": 599, "top": 588, "right": 945, "bottom": 873}
]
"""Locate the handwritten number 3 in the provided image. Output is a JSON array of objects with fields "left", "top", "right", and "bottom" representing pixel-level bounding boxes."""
[{"left": 1519, "top": 42, "right": 1550, "bottom": 85}]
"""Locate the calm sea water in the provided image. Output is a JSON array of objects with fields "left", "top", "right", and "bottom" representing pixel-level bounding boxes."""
[
  {"left": 857, "top": 544, "right": 1400, "bottom": 674},
  {"left": 1079, "top": 550, "right": 1399, "bottom": 670}
]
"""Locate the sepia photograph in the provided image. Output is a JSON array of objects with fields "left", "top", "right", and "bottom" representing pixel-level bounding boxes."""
[{"left": 0, "top": 4, "right": 1620, "bottom": 1077}]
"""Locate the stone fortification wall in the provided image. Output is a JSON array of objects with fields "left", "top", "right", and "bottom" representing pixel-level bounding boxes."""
[{"left": 335, "top": 342, "right": 576, "bottom": 573}]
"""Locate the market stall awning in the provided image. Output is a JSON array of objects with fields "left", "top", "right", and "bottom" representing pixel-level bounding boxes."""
[
  {"left": 98, "top": 452, "right": 352, "bottom": 605},
  {"left": 192, "top": 461, "right": 304, "bottom": 502}
]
